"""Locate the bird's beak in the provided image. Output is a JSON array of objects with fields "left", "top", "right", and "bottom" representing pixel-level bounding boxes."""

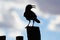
[{"left": 32, "top": 5, "right": 36, "bottom": 8}]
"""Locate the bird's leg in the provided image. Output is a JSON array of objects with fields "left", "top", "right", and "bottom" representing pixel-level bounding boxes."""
[
  {"left": 28, "top": 20, "right": 30, "bottom": 26},
  {"left": 32, "top": 20, "right": 34, "bottom": 26}
]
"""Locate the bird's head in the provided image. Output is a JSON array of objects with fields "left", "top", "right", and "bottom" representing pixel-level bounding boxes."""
[{"left": 26, "top": 4, "right": 35, "bottom": 9}]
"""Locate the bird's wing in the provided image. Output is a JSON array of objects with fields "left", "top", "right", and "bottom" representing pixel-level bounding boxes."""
[{"left": 30, "top": 11, "right": 37, "bottom": 18}]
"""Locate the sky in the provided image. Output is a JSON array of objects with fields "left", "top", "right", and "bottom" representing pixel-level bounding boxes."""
[{"left": 0, "top": 0, "right": 60, "bottom": 40}]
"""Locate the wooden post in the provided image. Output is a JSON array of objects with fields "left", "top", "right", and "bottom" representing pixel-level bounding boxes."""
[
  {"left": 0, "top": 36, "right": 6, "bottom": 40},
  {"left": 16, "top": 36, "right": 23, "bottom": 40},
  {"left": 26, "top": 26, "right": 41, "bottom": 40}
]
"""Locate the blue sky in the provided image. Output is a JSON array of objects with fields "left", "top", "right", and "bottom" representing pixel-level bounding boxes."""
[{"left": 0, "top": 0, "right": 60, "bottom": 40}]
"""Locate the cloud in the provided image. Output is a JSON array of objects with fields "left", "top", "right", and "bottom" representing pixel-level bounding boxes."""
[
  {"left": 0, "top": 0, "right": 26, "bottom": 4},
  {"left": 31, "top": 7, "right": 51, "bottom": 19},
  {"left": 48, "top": 15, "right": 60, "bottom": 32},
  {"left": 0, "top": 1, "right": 27, "bottom": 38},
  {"left": 0, "top": 1, "right": 27, "bottom": 30},
  {"left": 29, "top": 0, "right": 60, "bottom": 14},
  {"left": 0, "top": 28, "right": 5, "bottom": 36},
  {"left": 0, "top": 14, "right": 4, "bottom": 22},
  {"left": 10, "top": 10, "right": 26, "bottom": 31},
  {"left": 8, "top": 31, "right": 23, "bottom": 38}
]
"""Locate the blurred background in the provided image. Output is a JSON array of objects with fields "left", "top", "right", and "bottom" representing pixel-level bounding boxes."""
[{"left": 0, "top": 0, "right": 60, "bottom": 40}]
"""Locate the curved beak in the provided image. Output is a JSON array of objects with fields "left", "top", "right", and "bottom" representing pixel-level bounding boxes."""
[{"left": 32, "top": 5, "right": 36, "bottom": 8}]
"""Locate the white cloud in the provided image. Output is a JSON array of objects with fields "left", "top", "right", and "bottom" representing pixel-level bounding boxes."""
[
  {"left": 0, "top": 1, "right": 27, "bottom": 30},
  {"left": 0, "top": 14, "right": 4, "bottom": 22},
  {"left": 2, "top": 1, "right": 26, "bottom": 10},
  {"left": 0, "top": 0, "right": 27, "bottom": 4},
  {"left": 8, "top": 31, "right": 23, "bottom": 38},
  {"left": 0, "top": 28, "right": 5, "bottom": 36},
  {"left": 48, "top": 15, "right": 60, "bottom": 32},
  {"left": 10, "top": 11, "right": 26, "bottom": 31},
  {"left": 0, "top": 0, "right": 29, "bottom": 39},
  {"left": 0, "top": 1, "right": 27, "bottom": 37}
]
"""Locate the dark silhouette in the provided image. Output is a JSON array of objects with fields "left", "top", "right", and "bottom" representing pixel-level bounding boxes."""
[
  {"left": 16, "top": 36, "right": 23, "bottom": 40},
  {"left": 24, "top": 4, "right": 40, "bottom": 26},
  {"left": 0, "top": 36, "right": 6, "bottom": 40},
  {"left": 26, "top": 26, "right": 41, "bottom": 40}
]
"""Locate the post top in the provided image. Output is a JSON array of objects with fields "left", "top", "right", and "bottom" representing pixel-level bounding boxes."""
[{"left": 25, "top": 26, "right": 39, "bottom": 28}]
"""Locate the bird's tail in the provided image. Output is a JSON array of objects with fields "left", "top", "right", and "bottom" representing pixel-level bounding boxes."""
[{"left": 35, "top": 19, "right": 40, "bottom": 23}]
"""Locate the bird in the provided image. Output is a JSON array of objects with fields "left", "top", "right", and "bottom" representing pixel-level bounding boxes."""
[{"left": 24, "top": 4, "right": 40, "bottom": 26}]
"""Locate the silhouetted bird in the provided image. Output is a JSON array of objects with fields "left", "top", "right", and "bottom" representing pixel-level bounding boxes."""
[{"left": 24, "top": 4, "right": 40, "bottom": 26}]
